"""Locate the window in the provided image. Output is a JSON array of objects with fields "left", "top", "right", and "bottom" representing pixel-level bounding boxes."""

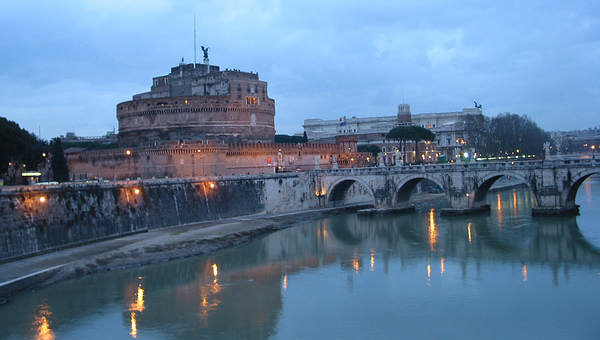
[{"left": 247, "top": 97, "right": 258, "bottom": 105}]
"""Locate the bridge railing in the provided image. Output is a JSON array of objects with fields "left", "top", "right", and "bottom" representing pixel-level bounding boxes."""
[{"left": 313, "top": 157, "right": 599, "bottom": 175}]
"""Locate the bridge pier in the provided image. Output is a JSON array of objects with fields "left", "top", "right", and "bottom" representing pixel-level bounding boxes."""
[
  {"left": 440, "top": 192, "right": 491, "bottom": 216},
  {"left": 532, "top": 193, "right": 579, "bottom": 216}
]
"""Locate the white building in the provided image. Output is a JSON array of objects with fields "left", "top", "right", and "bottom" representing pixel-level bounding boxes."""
[{"left": 303, "top": 105, "right": 483, "bottom": 162}]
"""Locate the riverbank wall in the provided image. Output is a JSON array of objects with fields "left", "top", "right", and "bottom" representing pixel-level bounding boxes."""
[
  {"left": 0, "top": 175, "right": 281, "bottom": 260},
  {"left": 0, "top": 174, "right": 372, "bottom": 260}
]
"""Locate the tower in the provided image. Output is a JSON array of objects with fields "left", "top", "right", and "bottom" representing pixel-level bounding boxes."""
[{"left": 397, "top": 104, "right": 412, "bottom": 125}]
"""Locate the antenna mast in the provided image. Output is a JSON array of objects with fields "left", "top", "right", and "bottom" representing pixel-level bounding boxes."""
[{"left": 193, "top": 15, "right": 197, "bottom": 68}]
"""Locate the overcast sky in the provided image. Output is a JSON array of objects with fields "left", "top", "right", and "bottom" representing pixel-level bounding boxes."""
[{"left": 1, "top": 0, "right": 598, "bottom": 139}]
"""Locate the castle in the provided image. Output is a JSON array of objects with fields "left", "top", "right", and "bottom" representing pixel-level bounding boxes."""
[{"left": 66, "top": 59, "right": 369, "bottom": 180}]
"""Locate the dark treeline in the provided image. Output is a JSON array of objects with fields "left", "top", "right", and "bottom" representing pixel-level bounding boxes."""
[
  {"left": 274, "top": 133, "right": 308, "bottom": 144},
  {"left": 465, "top": 113, "right": 549, "bottom": 156},
  {"left": 0, "top": 116, "right": 68, "bottom": 183},
  {"left": 0, "top": 117, "right": 46, "bottom": 174}
]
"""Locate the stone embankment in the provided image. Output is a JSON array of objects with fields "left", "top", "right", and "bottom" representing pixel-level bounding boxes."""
[{"left": 0, "top": 207, "right": 360, "bottom": 303}]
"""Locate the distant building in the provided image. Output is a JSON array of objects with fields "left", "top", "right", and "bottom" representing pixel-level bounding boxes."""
[
  {"left": 303, "top": 105, "right": 483, "bottom": 163},
  {"left": 60, "top": 131, "right": 117, "bottom": 144},
  {"left": 550, "top": 128, "right": 600, "bottom": 154}
]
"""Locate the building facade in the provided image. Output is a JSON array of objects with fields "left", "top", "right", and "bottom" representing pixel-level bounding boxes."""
[
  {"left": 303, "top": 105, "right": 483, "bottom": 163},
  {"left": 117, "top": 61, "right": 275, "bottom": 147},
  {"left": 67, "top": 60, "right": 369, "bottom": 180}
]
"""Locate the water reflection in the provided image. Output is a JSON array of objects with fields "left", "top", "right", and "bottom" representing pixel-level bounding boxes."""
[
  {"left": 428, "top": 208, "right": 438, "bottom": 251},
  {"left": 467, "top": 222, "right": 473, "bottom": 244},
  {"left": 33, "top": 303, "right": 55, "bottom": 340},
  {"left": 129, "top": 312, "right": 137, "bottom": 338},
  {"left": 440, "top": 257, "right": 445, "bottom": 276},
  {"left": 1, "top": 179, "right": 599, "bottom": 339}
]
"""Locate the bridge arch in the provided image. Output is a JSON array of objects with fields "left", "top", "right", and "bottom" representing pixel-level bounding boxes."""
[
  {"left": 563, "top": 170, "right": 599, "bottom": 208},
  {"left": 473, "top": 172, "right": 535, "bottom": 205},
  {"left": 393, "top": 175, "right": 445, "bottom": 206},
  {"left": 326, "top": 177, "right": 375, "bottom": 207}
]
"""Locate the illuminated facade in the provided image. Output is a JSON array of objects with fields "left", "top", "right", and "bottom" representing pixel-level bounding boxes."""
[{"left": 117, "top": 61, "right": 275, "bottom": 147}]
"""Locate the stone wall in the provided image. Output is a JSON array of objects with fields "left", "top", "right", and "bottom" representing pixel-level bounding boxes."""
[
  {"left": 66, "top": 141, "right": 371, "bottom": 181},
  {"left": 0, "top": 177, "right": 270, "bottom": 260},
  {"left": 0, "top": 171, "right": 376, "bottom": 260}
]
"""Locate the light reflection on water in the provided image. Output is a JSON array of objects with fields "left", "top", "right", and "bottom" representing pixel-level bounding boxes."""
[
  {"left": 33, "top": 303, "right": 55, "bottom": 340},
  {"left": 0, "top": 176, "right": 599, "bottom": 340}
]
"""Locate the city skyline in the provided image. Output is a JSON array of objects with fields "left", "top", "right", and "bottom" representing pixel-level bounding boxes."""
[{"left": 1, "top": 0, "right": 599, "bottom": 140}]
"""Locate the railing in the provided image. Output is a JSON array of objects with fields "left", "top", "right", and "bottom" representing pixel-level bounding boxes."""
[{"left": 313, "top": 157, "right": 600, "bottom": 175}]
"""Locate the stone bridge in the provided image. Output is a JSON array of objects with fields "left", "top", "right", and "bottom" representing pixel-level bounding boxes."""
[{"left": 310, "top": 158, "right": 600, "bottom": 215}]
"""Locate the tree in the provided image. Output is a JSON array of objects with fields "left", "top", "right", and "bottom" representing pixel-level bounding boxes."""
[
  {"left": 411, "top": 126, "right": 436, "bottom": 163},
  {"left": 386, "top": 126, "right": 413, "bottom": 164},
  {"left": 463, "top": 114, "right": 489, "bottom": 155},
  {"left": 0, "top": 116, "right": 47, "bottom": 180},
  {"left": 50, "top": 138, "right": 69, "bottom": 182},
  {"left": 386, "top": 125, "right": 435, "bottom": 164},
  {"left": 274, "top": 134, "right": 305, "bottom": 143},
  {"left": 357, "top": 144, "right": 381, "bottom": 157},
  {"left": 488, "top": 113, "right": 549, "bottom": 156}
]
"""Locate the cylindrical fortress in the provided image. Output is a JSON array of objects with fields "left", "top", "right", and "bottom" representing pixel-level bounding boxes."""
[{"left": 117, "top": 62, "right": 275, "bottom": 147}]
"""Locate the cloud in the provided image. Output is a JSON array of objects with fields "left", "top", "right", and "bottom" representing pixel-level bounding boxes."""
[{"left": 0, "top": 0, "right": 599, "bottom": 138}]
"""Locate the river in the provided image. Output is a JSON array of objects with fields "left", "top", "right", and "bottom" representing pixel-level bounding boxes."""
[{"left": 1, "top": 176, "right": 599, "bottom": 339}]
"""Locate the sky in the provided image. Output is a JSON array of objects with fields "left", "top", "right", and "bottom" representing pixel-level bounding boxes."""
[{"left": 0, "top": 0, "right": 599, "bottom": 140}]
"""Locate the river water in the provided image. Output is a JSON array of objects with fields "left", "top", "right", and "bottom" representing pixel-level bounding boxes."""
[{"left": 1, "top": 176, "right": 599, "bottom": 340}]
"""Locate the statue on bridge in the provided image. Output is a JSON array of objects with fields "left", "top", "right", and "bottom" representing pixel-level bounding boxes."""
[
  {"left": 377, "top": 152, "right": 385, "bottom": 167},
  {"left": 543, "top": 141, "right": 551, "bottom": 158}
]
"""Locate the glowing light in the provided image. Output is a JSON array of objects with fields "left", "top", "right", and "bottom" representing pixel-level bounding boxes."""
[
  {"left": 22, "top": 171, "right": 42, "bottom": 176},
  {"left": 440, "top": 257, "right": 445, "bottom": 276},
  {"left": 209, "top": 182, "right": 215, "bottom": 189},
  {"left": 497, "top": 193, "right": 503, "bottom": 227},
  {"left": 283, "top": 273, "right": 288, "bottom": 291},
  {"left": 427, "top": 263, "right": 431, "bottom": 279},
  {"left": 212, "top": 263, "right": 218, "bottom": 278},
  {"left": 33, "top": 304, "right": 55, "bottom": 340},
  {"left": 130, "top": 284, "right": 145, "bottom": 312},
  {"left": 133, "top": 188, "right": 141, "bottom": 195},
  {"left": 42, "top": 152, "right": 47, "bottom": 157},
  {"left": 428, "top": 209, "right": 438, "bottom": 251},
  {"left": 39, "top": 196, "right": 47, "bottom": 203},
  {"left": 125, "top": 149, "right": 132, "bottom": 156},
  {"left": 370, "top": 250, "right": 375, "bottom": 271},
  {"left": 516, "top": 149, "right": 520, "bottom": 153},
  {"left": 496, "top": 193, "right": 502, "bottom": 211},
  {"left": 130, "top": 312, "right": 137, "bottom": 338},
  {"left": 522, "top": 265, "right": 528, "bottom": 282},
  {"left": 512, "top": 190, "right": 518, "bottom": 215},
  {"left": 467, "top": 222, "right": 472, "bottom": 244},
  {"left": 352, "top": 257, "right": 360, "bottom": 273}
]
